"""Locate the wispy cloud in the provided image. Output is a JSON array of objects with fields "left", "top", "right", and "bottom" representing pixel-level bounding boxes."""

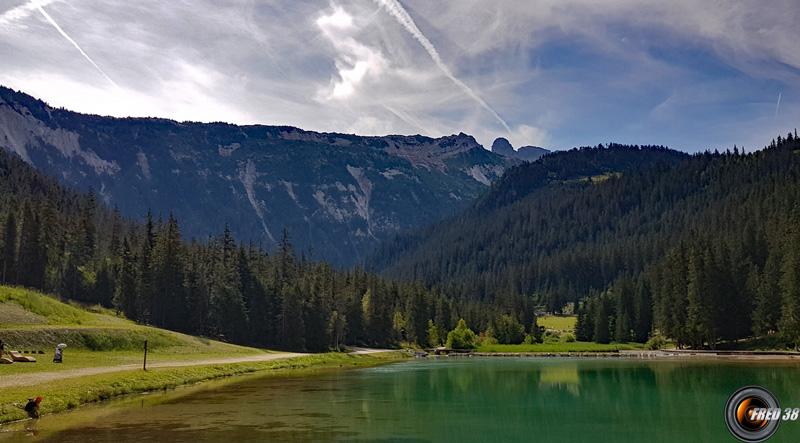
[
  {"left": 775, "top": 92, "right": 782, "bottom": 118},
  {"left": 31, "top": 0, "right": 118, "bottom": 88},
  {"left": 0, "top": 0, "right": 798, "bottom": 152},
  {"left": 371, "top": 0, "right": 511, "bottom": 133}
]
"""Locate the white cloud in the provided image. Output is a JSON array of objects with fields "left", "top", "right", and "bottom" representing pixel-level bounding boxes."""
[
  {"left": 316, "top": 4, "right": 387, "bottom": 101},
  {"left": 0, "top": 0, "right": 59, "bottom": 28}
]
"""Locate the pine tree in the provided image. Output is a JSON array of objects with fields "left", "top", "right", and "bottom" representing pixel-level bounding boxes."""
[
  {"left": 406, "top": 288, "right": 428, "bottom": 346},
  {"left": 79, "top": 190, "right": 97, "bottom": 263},
  {"left": 685, "top": 247, "right": 712, "bottom": 348},
  {"left": 136, "top": 211, "right": 156, "bottom": 323},
  {"left": 426, "top": 319, "right": 441, "bottom": 347},
  {"left": 18, "top": 203, "right": 46, "bottom": 290},
  {"left": 151, "top": 214, "right": 185, "bottom": 329},
  {"left": 753, "top": 252, "right": 782, "bottom": 335},
  {"left": 114, "top": 237, "right": 138, "bottom": 319},
  {"left": 593, "top": 297, "right": 611, "bottom": 344},
  {"left": 632, "top": 278, "right": 652, "bottom": 342},
  {"left": 328, "top": 310, "right": 347, "bottom": 351},
  {"left": 1, "top": 211, "right": 17, "bottom": 284},
  {"left": 279, "top": 283, "right": 305, "bottom": 350},
  {"left": 93, "top": 260, "right": 115, "bottom": 307},
  {"left": 305, "top": 289, "right": 328, "bottom": 352}
]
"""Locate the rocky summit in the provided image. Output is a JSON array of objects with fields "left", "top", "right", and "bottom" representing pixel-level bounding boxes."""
[{"left": 491, "top": 137, "right": 549, "bottom": 162}]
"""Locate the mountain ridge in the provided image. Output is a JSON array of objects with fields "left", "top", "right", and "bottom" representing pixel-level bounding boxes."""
[{"left": 0, "top": 86, "right": 515, "bottom": 265}]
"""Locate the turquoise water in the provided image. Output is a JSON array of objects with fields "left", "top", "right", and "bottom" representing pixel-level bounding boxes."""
[{"left": 4, "top": 357, "right": 800, "bottom": 442}]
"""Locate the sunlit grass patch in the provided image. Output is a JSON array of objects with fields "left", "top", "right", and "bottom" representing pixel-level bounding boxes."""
[{"left": 537, "top": 315, "right": 576, "bottom": 332}]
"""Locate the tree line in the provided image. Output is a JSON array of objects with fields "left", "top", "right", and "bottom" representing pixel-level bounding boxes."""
[{"left": 0, "top": 148, "right": 518, "bottom": 350}]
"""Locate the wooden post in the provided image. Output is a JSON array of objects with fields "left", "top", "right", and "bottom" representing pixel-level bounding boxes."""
[{"left": 143, "top": 340, "right": 148, "bottom": 371}]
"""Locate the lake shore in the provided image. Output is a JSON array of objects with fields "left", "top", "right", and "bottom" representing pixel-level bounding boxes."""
[
  {"left": 441, "top": 349, "right": 800, "bottom": 360},
  {"left": 0, "top": 351, "right": 409, "bottom": 425}
]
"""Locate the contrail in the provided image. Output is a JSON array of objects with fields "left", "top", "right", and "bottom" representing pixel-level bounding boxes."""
[
  {"left": 372, "top": 0, "right": 511, "bottom": 133},
  {"left": 775, "top": 92, "right": 782, "bottom": 118},
  {"left": 33, "top": 0, "right": 118, "bottom": 88}
]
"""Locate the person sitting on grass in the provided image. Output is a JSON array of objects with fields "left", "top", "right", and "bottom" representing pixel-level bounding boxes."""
[
  {"left": 53, "top": 345, "right": 63, "bottom": 363},
  {"left": 21, "top": 397, "right": 42, "bottom": 419}
]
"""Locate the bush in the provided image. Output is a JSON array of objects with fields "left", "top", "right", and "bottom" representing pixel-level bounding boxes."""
[
  {"left": 563, "top": 333, "right": 576, "bottom": 343},
  {"left": 493, "top": 314, "right": 525, "bottom": 344},
  {"left": 446, "top": 319, "right": 477, "bottom": 350},
  {"left": 543, "top": 330, "right": 561, "bottom": 343},
  {"left": 646, "top": 334, "right": 667, "bottom": 350},
  {"left": 480, "top": 334, "right": 498, "bottom": 346}
]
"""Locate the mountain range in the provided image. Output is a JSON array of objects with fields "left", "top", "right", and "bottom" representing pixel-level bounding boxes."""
[{"left": 0, "top": 86, "right": 517, "bottom": 265}]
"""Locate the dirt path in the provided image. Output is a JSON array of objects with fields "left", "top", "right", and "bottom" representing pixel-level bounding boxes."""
[
  {"left": 347, "top": 347, "right": 397, "bottom": 355},
  {"left": 0, "top": 352, "right": 307, "bottom": 389}
]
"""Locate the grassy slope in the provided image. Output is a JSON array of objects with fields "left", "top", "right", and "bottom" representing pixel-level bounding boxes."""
[
  {"left": 0, "top": 285, "right": 269, "bottom": 378},
  {"left": 0, "top": 286, "right": 409, "bottom": 423}
]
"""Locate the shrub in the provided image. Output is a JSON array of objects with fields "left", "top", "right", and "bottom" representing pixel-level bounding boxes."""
[
  {"left": 563, "top": 333, "right": 576, "bottom": 343},
  {"left": 543, "top": 330, "right": 561, "bottom": 343},
  {"left": 523, "top": 334, "right": 534, "bottom": 344},
  {"left": 493, "top": 314, "right": 525, "bottom": 344},
  {"left": 646, "top": 334, "right": 667, "bottom": 350},
  {"left": 446, "top": 319, "right": 477, "bottom": 350}
]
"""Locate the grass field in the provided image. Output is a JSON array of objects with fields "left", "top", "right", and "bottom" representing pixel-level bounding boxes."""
[
  {"left": 0, "top": 285, "right": 409, "bottom": 423},
  {"left": 477, "top": 342, "right": 644, "bottom": 353},
  {"left": 537, "top": 315, "right": 576, "bottom": 332},
  {"left": 0, "top": 285, "right": 260, "bottom": 357}
]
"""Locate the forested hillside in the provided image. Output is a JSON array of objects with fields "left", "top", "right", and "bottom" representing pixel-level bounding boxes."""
[
  {"left": 0, "top": 147, "right": 493, "bottom": 351},
  {"left": 370, "top": 143, "right": 690, "bottom": 301},
  {"left": 372, "top": 133, "right": 800, "bottom": 348}
]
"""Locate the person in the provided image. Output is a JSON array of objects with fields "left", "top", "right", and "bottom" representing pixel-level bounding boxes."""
[
  {"left": 23, "top": 397, "right": 41, "bottom": 419},
  {"left": 53, "top": 346, "right": 63, "bottom": 363}
]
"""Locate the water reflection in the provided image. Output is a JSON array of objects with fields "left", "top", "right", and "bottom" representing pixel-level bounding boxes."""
[{"left": 1, "top": 358, "right": 799, "bottom": 442}]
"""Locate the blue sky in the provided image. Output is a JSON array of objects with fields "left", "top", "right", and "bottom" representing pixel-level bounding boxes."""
[{"left": 0, "top": 0, "right": 798, "bottom": 152}]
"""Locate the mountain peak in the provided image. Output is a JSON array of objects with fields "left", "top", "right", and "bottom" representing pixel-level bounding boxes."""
[
  {"left": 491, "top": 137, "right": 548, "bottom": 162},
  {"left": 491, "top": 137, "right": 514, "bottom": 156}
]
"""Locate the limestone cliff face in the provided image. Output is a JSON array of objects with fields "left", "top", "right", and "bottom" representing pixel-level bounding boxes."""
[{"left": 0, "top": 86, "right": 514, "bottom": 265}]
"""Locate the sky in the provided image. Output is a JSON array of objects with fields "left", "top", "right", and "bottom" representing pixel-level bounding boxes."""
[{"left": 0, "top": 0, "right": 798, "bottom": 153}]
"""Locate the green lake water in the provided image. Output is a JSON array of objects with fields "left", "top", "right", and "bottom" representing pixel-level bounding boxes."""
[{"left": 3, "top": 357, "right": 800, "bottom": 442}]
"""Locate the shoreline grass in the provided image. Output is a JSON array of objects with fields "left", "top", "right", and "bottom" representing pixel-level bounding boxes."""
[
  {"left": 0, "top": 351, "right": 408, "bottom": 424},
  {"left": 477, "top": 342, "right": 644, "bottom": 353}
]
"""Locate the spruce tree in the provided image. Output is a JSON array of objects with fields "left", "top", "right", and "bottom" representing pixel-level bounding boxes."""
[
  {"left": 1, "top": 211, "right": 17, "bottom": 284},
  {"left": 114, "top": 237, "right": 138, "bottom": 319},
  {"left": 18, "top": 203, "right": 46, "bottom": 290}
]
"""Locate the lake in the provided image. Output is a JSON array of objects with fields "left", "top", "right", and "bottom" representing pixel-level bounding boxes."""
[{"left": 2, "top": 357, "right": 800, "bottom": 442}]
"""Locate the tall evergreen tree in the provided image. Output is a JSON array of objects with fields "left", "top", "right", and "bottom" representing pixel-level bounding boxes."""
[
  {"left": 1, "top": 211, "right": 17, "bottom": 284},
  {"left": 114, "top": 237, "right": 138, "bottom": 319},
  {"left": 18, "top": 203, "right": 46, "bottom": 290}
]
